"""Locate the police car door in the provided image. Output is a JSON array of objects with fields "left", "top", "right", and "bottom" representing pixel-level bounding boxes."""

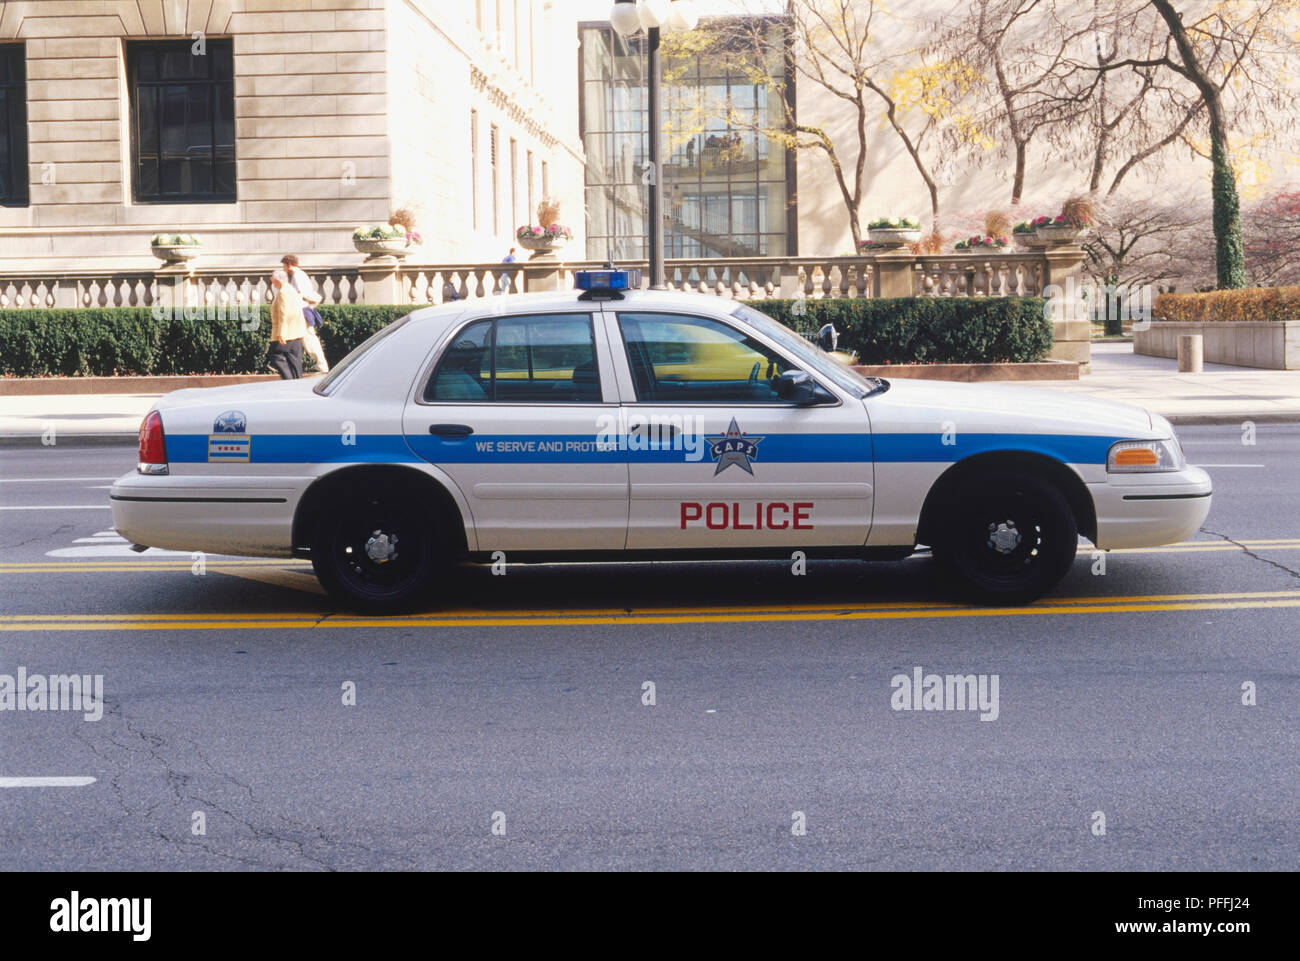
[
  {"left": 405, "top": 309, "right": 626, "bottom": 552},
  {"left": 609, "top": 309, "right": 873, "bottom": 550}
]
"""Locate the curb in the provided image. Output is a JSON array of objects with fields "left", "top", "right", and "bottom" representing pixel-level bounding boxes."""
[
  {"left": 1163, "top": 412, "right": 1300, "bottom": 426},
  {"left": 0, "top": 433, "right": 138, "bottom": 448},
  {"left": 0, "top": 374, "right": 284, "bottom": 396}
]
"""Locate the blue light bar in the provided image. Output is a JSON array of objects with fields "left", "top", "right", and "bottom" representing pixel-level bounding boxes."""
[{"left": 575, "top": 268, "right": 641, "bottom": 292}]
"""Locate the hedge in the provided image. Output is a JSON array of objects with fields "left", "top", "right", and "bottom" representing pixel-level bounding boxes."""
[
  {"left": 749, "top": 296, "right": 1053, "bottom": 364},
  {"left": 0, "top": 304, "right": 421, "bottom": 377},
  {"left": 0, "top": 296, "right": 1053, "bottom": 377},
  {"left": 1153, "top": 285, "right": 1300, "bottom": 324}
]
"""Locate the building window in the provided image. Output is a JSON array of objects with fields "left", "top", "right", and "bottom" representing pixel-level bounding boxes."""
[
  {"left": 0, "top": 44, "right": 28, "bottom": 207},
  {"left": 579, "top": 20, "right": 796, "bottom": 260},
  {"left": 509, "top": 137, "right": 518, "bottom": 231},
  {"left": 128, "top": 39, "right": 235, "bottom": 203},
  {"left": 471, "top": 110, "right": 479, "bottom": 230},
  {"left": 490, "top": 124, "right": 500, "bottom": 236},
  {"left": 526, "top": 149, "right": 534, "bottom": 224}
]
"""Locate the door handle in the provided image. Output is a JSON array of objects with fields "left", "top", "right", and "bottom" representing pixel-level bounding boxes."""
[
  {"left": 428, "top": 423, "right": 474, "bottom": 436},
  {"left": 637, "top": 423, "right": 676, "bottom": 438}
]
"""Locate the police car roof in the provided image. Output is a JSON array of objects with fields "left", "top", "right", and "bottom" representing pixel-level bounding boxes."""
[{"left": 405, "top": 287, "right": 740, "bottom": 324}]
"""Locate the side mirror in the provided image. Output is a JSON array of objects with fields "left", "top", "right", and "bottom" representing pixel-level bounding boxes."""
[
  {"left": 775, "top": 369, "right": 832, "bottom": 405},
  {"left": 817, "top": 323, "right": 839, "bottom": 352}
]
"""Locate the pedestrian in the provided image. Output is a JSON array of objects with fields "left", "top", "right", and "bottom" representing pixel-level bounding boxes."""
[
  {"left": 268, "top": 269, "right": 306, "bottom": 379},
  {"left": 281, "top": 254, "right": 328, "bottom": 373},
  {"left": 497, "top": 247, "right": 518, "bottom": 294}
]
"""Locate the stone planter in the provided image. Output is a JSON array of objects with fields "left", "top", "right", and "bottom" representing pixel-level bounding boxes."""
[
  {"left": 1036, "top": 224, "right": 1082, "bottom": 244},
  {"left": 1015, "top": 231, "right": 1047, "bottom": 249},
  {"left": 353, "top": 238, "right": 413, "bottom": 260},
  {"left": 151, "top": 244, "right": 201, "bottom": 266},
  {"left": 517, "top": 233, "right": 568, "bottom": 260},
  {"left": 866, "top": 227, "right": 922, "bottom": 248}
]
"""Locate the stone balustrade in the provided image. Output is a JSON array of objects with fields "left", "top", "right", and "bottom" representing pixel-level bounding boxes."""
[{"left": 0, "top": 246, "right": 1090, "bottom": 366}]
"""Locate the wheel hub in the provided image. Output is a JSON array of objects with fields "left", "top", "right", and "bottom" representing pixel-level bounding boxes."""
[
  {"left": 364, "top": 530, "right": 399, "bottom": 563},
  {"left": 987, "top": 520, "right": 1021, "bottom": 554}
]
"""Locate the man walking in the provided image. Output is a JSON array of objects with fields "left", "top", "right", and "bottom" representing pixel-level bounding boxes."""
[
  {"left": 268, "top": 269, "right": 306, "bottom": 379},
  {"left": 281, "top": 254, "right": 329, "bottom": 373}
]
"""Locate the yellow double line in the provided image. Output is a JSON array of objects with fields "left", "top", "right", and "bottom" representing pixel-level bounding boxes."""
[
  {"left": 2, "top": 589, "right": 1299, "bottom": 631},
  {"left": 2, "top": 539, "right": 1298, "bottom": 576}
]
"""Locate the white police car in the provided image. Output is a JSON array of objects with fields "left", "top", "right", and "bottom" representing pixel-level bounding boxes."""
[{"left": 111, "top": 269, "right": 1212, "bottom": 612}]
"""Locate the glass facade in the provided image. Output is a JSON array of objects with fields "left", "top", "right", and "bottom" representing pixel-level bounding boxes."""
[{"left": 579, "top": 19, "right": 795, "bottom": 261}]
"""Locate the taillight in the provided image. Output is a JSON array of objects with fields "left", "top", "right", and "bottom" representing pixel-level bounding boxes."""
[{"left": 138, "top": 410, "right": 168, "bottom": 475}]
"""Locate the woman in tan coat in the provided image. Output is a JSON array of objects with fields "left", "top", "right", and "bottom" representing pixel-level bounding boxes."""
[{"left": 268, "top": 269, "right": 307, "bottom": 379}]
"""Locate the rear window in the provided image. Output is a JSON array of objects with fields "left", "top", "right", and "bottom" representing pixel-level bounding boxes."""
[{"left": 314, "top": 313, "right": 417, "bottom": 395}]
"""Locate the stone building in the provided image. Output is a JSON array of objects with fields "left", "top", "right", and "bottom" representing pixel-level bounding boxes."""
[{"left": 0, "top": 0, "right": 586, "bottom": 270}]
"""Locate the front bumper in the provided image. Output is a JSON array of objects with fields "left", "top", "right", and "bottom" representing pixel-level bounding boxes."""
[{"left": 1090, "top": 466, "right": 1213, "bottom": 550}]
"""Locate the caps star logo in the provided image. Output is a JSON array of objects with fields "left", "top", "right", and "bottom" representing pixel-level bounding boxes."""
[{"left": 706, "top": 417, "right": 764, "bottom": 476}]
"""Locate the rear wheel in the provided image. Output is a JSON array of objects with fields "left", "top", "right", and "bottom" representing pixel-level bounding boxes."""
[
  {"left": 310, "top": 485, "right": 445, "bottom": 613},
  {"left": 929, "top": 471, "right": 1078, "bottom": 604}
]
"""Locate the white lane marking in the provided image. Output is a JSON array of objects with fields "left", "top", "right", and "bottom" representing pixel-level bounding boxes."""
[
  {"left": 0, "top": 504, "right": 110, "bottom": 512},
  {"left": 47, "top": 545, "right": 191, "bottom": 558},
  {"left": 0, "top": 777, "right": 97, "bottom": 788},
  {"left": 0, "top": 477, "right": 117, "bottom": 483},
  {"left": 47, "top": 530, "right": 223, "bottom": 560},
  {"left": 0, "top": 505, "right": 111, "bottom": 510}
]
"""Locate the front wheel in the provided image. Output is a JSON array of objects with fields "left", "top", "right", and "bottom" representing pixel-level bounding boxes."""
[
  {"left": 310, "top": 488, "right": 444, "bottom": 614},
  {"left": 930, "top": 472, "right": 1078, "bottom": 604}
]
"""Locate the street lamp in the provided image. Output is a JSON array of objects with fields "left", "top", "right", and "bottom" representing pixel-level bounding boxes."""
[{"left": 610, "top": 0, "right": 696, "bottom": 289}]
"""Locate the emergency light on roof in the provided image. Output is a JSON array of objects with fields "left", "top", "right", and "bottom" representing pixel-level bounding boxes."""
[{"left": 574, "top": 268, "right": 642, "bottom": 298}]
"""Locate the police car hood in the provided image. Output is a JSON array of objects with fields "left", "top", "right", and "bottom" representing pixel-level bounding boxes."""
[{"left": 868, "top": 377, "right": 1157, "bottom": 437}]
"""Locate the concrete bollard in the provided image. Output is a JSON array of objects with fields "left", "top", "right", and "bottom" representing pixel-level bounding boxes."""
[{"left": 1178, "top": 333, "right": 1203, "bottom": 373}]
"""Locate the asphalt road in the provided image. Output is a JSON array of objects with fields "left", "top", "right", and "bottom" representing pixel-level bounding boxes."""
[{"left": 1, "top": 425, "right": 1296, "bottom": 871}]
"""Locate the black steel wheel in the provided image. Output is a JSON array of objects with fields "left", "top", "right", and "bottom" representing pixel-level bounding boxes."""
[
  {"left": 930, "top": 471, "right": 1078, "bottom": 604},
  {"left": 310, "top": 487, "right": 443, "bottom": 613}
]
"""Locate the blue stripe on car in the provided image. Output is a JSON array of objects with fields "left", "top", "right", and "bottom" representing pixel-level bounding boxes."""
[{"left": 166, "top": 432, "right": 1122, "bottom": 465}]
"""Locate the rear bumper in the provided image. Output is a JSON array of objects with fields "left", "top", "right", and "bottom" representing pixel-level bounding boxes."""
[
  {"left": 1090, "top": 466, "right": 1213, "bottom": 550},
  {"left": 110, "top": 471, "right": 297, "bottom": 557}
]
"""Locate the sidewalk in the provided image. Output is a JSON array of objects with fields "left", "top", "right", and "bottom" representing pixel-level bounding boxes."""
[
  {"left": 1045, "top": 341, "right": 1300, "bottom": 424},
  {"left": 0, "top": 342, "right": 1296, "bottom": 444}
]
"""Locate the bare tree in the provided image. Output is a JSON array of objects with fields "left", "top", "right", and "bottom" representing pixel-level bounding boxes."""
[
  {"left": 1068, "top": 0, "right": 1298, "bottom": 288},
  {"left": 1243, "top": 186, "right": 1300, "bottom": 286},
  {"left": 1083, "top": 195, "right": 1211, "bottom": 291},
  {"left": 670, "top": 1, "right": 974, "bottom": 247},
  {"left": 938, "top": 0, "right": 1095, "bottom": 206}
]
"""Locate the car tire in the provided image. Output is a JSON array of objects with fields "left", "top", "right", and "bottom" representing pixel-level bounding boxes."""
[
  {"left": 310, "top": 485, "right": 445, "bottom": 614},
  {"left": 929, "top": 471, "right": 1078, "bottom": 604}
]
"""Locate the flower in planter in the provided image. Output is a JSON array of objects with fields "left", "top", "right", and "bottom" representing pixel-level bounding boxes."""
[
  {"left": 1031, "top": 215, "right": 1052, "bottom": 227},
  {"left": 517, "top": 223, "right": 574, "bottom": 241},
  {"left": 867, "top": 216, "right": 921, "bottom": 230},
  {"left": 1012, "top": 221, "right": 1035, "bottom": 234},
  {"left": 955, "top": 234, "right": 1008, "bottom": 249}
]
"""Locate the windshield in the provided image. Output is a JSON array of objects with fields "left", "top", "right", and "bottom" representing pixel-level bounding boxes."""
[
  {"left": 731, "top": 303, "right": 883, "bottom": 399},
  {"left": 314, "top": 313, "right": 417, "bottom": 395}
]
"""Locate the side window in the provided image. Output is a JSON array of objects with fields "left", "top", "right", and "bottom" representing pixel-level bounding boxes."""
[
  {"left": 425, "top": 320, "right": 492, "bottom": 401},
  {"left": 424, "top": 314, "right": 601, "bottom": 403},
  {"left": 617, "top": 312, "right": 794, "bottom": 404}
]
